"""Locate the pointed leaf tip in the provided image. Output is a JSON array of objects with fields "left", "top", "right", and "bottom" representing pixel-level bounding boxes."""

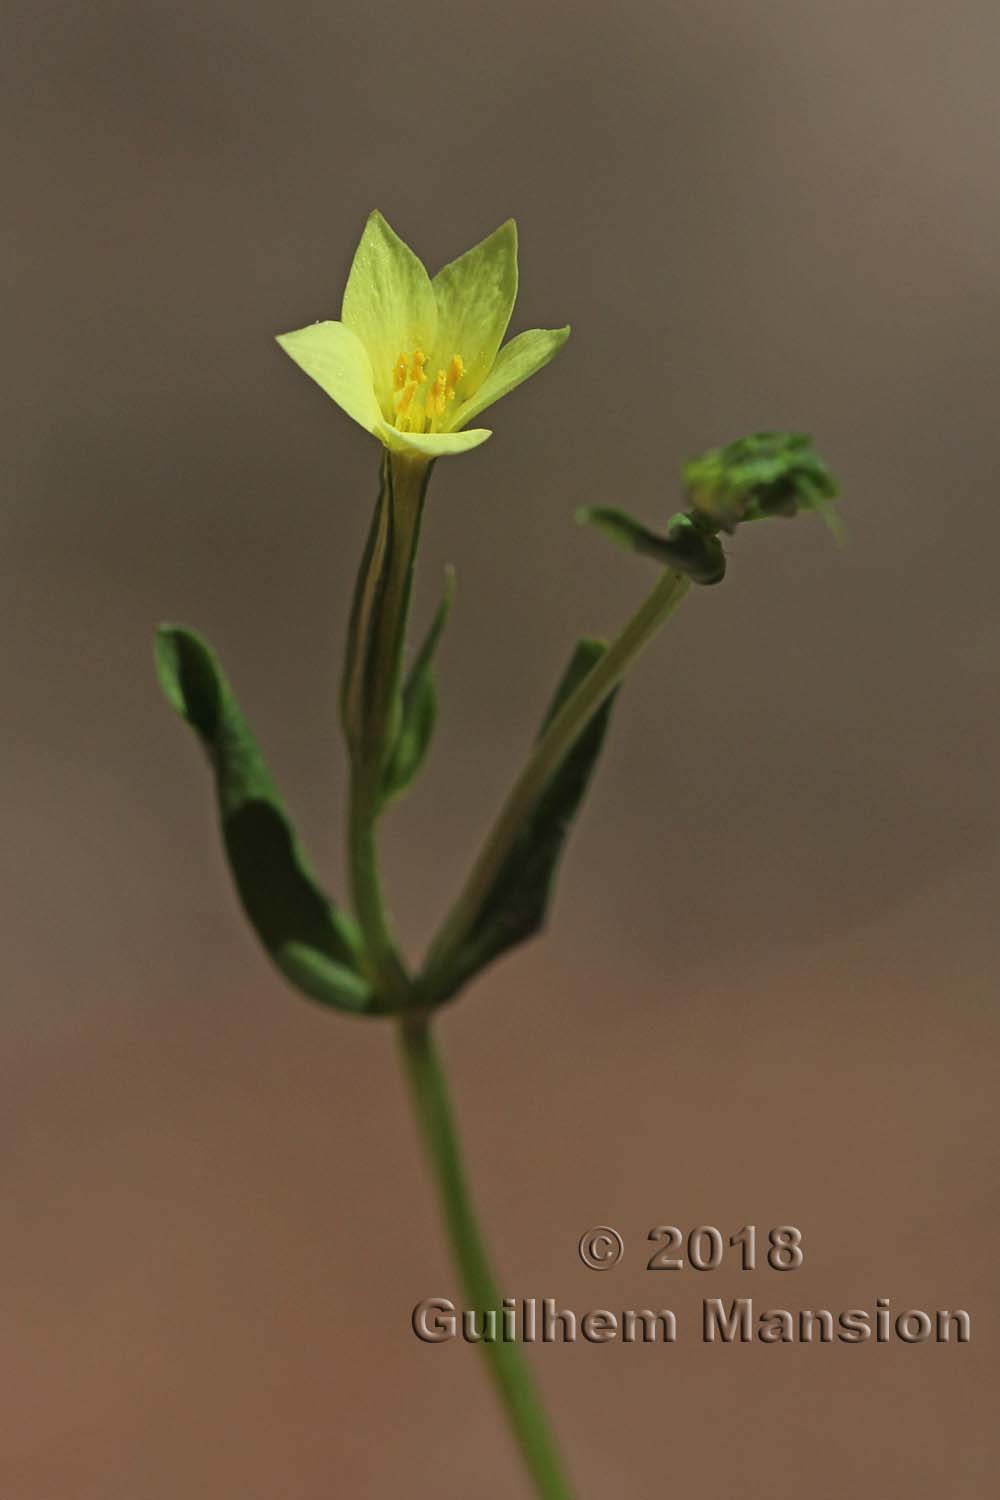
[{"left": 155, "top": 625, "right": 223, "bottom": 740}]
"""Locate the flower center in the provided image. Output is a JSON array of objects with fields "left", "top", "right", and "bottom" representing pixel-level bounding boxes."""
[{"left": 392, "top": 349, "right": 465, "bottom": 432}]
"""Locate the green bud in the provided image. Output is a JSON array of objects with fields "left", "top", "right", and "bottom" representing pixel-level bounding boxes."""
[{"left": 683, "top": 432, "right": 839, "bottom": 534}]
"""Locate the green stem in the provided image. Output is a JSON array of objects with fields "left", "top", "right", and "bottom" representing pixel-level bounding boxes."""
[
  {"left": 398, "top": 1014, "right": 573, "bottom": 1500},
  {"left": 345, "top": 453, "right": 431, "bottom": 1004},
  {"left": 422, "top": 566, "right": 691, "bottom": 995},
  {"left": 347, "top": 758, "right": 408, "bottom": 1001}
]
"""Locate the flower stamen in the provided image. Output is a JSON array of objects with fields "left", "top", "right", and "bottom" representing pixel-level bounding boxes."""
[
  {"left": 447, "top": 354, "right": 465, "bottom": 394},
  {"left": 391, "top": 348, "right": 464, "bottom": 432},
  {"left": 428, "top": 368, "right": 448, "bottom": 419}
]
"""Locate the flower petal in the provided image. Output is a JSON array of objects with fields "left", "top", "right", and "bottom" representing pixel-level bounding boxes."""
[
  {"left": 276, "top": 321, "right": 383, "bottom": 435},
  {"left": 451, "top": 326, "right": 570, "bottom": 428},
  {"left": 432, "top": 220, "right": 518, "bottom": 400},
  {"left": 379, "top": 424, "right": 493, "bottom": 459},
  {"left": 341, "top": 211, "right": 437, "bottom": 416}
]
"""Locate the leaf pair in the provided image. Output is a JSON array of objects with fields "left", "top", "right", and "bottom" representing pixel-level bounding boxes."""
[{"left": 156, "top": 619, "right": 616, "bottom": 1016}]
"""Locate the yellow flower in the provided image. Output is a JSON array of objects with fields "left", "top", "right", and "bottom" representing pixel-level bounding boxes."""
[{"left": 277, "top": 212, "right": 570, "bottom": 459}]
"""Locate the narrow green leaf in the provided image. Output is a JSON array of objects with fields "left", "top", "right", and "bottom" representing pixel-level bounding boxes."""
[
  {"left": 438, "top": 638, "right": 617, "bottom": 1001},
  {"left": 576, "top": 505, "right": 676, "bottom": 563},
  {"left": 576, "top": 505, "right": 726, "bottom": 585},
  {"left": 154, "top": 624, "right": 374, "bottom": 1015},
  {"left": 381, "top": 566, "right": 456, "bottom": 804}
]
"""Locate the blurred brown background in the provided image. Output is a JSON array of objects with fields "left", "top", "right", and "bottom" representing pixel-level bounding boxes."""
[{"left": 3, "top": 0, "right": 998, "bottom": 1495}]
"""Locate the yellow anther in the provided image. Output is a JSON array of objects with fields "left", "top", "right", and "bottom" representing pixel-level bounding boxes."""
[
  {"left": 397, "top": 381, "right": 416, "bottom": 414},
  {"left": 446, "top": 354, "right": 465, "bottom": 397},
  {"left": 427, "top": 368, "right": 447, "bottom": 417},
  {"left": 389, "top": 349, "right": 464, "bottom": 430}
]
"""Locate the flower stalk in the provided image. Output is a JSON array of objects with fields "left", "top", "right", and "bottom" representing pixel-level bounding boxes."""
[
  {"left": 343, "top": 452, "right": 432, "bottom": 1003},
  {"left": 346, "top": 468, "right": 693, "bottom": 1493},
  {"left": 335, "top": 446, "right": 696, "bottom": 1496}
]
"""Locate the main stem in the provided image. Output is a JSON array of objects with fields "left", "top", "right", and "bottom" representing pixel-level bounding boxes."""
[
  {"left": 398, "top": 1014, "right": 573, "bottom": 1500},
  {"left": 348, "top": 758, "right": 408, "bottom": 1000},
  {"left": 347, "top": 461, "right": 690, "bottom": 1497},
  {"left": 422, "top": 565, "right": 691, "bottom": 996},
  {"left": 345, "top": 453, "right": 574, "bottom": 1495}
]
